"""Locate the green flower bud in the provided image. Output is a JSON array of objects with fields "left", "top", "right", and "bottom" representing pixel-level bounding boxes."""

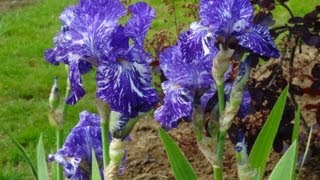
[
  {"left": 235, "top": 139, "right": 257, "bottom": 180},
  {"left": 49, "top": 77, "right": 60, "bottom": 110},
  {"left": 109, "top": 111, "right": 138, "bottom": 139},
  {"left": 48, "top": 109, "right": 64, "bottom": 129},
  {"left": 104, "top": 138, "right": 126, "bottom": 180},
  {"left": 96, "top": 98, "right": 110, "bottom": 123},
  {"left": 212, "top": 45, "right": 234, "bottom": 84},
  {"left": 220, "top": 61, "right": 249, "bottom": 132}
]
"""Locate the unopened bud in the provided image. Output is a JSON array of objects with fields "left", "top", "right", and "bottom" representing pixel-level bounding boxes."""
[
  {"left": 212, "top": 45, "right": 234, "bottom": 84},
  {"left": 48, "top": 109, "right": 64, "bottom": 129},
  {"left": 104, "top": 138, "right": 126, "bottom": 180},
  {"left": 49, "top": 77, "right": 60, "bottom": 110},
  {"left": 220, "top": 60, "right": 249, "bottom": 131},
  {"left": 96, "top": 98, "right": 110, "bottom": 123},
  {"left": 235, "top": 137, "right": 256, "bottom": 179},
  {"left": 109, "top": 111, "right": 134, "bottom": 139}
]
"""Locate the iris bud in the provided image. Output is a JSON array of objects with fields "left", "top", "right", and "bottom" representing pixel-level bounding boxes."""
[{"left": 49, "top": 77, "right": 60, "bottom": 110}]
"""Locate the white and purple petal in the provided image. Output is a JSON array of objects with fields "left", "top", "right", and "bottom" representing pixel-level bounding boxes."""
[
  {"left": 199, "top": 0, "right": 253, "bottom": 33},
  {"left": 96, "top": 59, "right": 158, "bottom": 118},
  {"left": 179, "top": 23, "right": 217, "bottom": 63},
  {"left": 66, "top": 57, "right": 86, "bottom": 105},
  {"left": 124, "top": 2, "right": 155, "bottom": 47},
  {"left": 237, "top": 24, "right": 280, "bottom": 58},
  {"left": 154, "top": 81, "right": 194, "bottom": 129},
  {"left": 159, "top": 43, "right": 214, "bottom": 90}
]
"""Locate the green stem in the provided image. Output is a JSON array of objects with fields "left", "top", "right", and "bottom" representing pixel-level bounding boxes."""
[
  {"left": 96, "top": 99, "right": 111, "bottom": 169},
  {"left": 101, "top": 121, "right": 110, "bottom": 168},
  {"left": 56, "top": 129, "right": 63, "bottom": 180},
  {"left": 214, "top": 131, "right": 226, "bottom": 180},
  {"left": 213, "top": 81, "right": 226, "bottom": 180},
  {"left": 56, "top": 78, "right": 71, "bottom": 180},
  {"left": 216, "top": 82, "right": 225, "bottom": 116}
]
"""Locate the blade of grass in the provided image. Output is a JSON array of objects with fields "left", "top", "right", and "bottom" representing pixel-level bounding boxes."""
[
  {"left": 298, "top": 127, "right": 313, "bottom": 177},
  {"left": 2, "top": 127, "right": 37, "bottom": 179},
  {"left": 159, "top": 128, "right": 197, "bottom": 180},
  {"left": 292, "top": 107, "right": 300, "bottom": 143},
  {"left": 292, "top": 108, "right": 300, "bottom": 179},
  {"left": 269, "top": 141, "right": 297, "bottom": 180},
  {"left": 249, "top": 86, "right": 289, "bottom": 179},
  {"left": 91, "top": 149, "right": 101, "bottom": 180},
  {"left": 37, "top": 134, "right": 49, "bottom": 180}
]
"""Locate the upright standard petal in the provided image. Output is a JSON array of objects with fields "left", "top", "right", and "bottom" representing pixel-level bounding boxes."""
[
  {"left": 179, "top": 23, "right": 217, "bottom": 63},
  {"left": 124, "top": 2, "right": 155, "bottom": 46},
  {"left": 159, "top": 43, "right": 214, "bottom": 90},
  {"left": 96, "top": 50, "right": 159, "bottom": 118},
  {"left": 199, "top": 0, "right": 253, "bottom": 32},
  {"left": 154, "top": 81, "right": 194, "bottom": 129},
  {"left": 237, "top": 24, "right": 280, "bottom": 58}
]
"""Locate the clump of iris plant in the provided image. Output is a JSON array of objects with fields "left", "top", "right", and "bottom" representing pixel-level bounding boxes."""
[
  {"left": 154, "top": 29, "right": 251, "bottom": 167},
  {"left": 45, "top": 0, "right": 158, "bottom": 178},
  {"left": 48, "top": 111, "right": 127, "bottom": 179},
  {"left": 155, "top": 0, "right": 280, "bottom": 179}
]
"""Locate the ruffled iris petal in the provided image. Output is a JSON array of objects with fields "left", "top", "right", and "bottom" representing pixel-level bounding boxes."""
[
  {"left": 159, "top": 43, "right": 214, "bottom": 90},
  {"left": 59, "top": 6, "right": 76, "bottom": 26},
  {"left": 124, "top": 2, "right": 155, "bottom": 46},
  {"left": 199, "top": 0, "right": 253, "bottom": 32},
  {"left": 179, "top": 23, "right": 217, "bottom": 63},
  {"left": 68, "top": 0, "right": 126, "bottom": 61},
  {"left": 237, "top": 24, "right": 280, "bottom": 58},
  {"left": 110, "top": 26, "right": 130, "bottom": 59},
  {"left": 154, "top": 81, "right": 194, "bottom": 129},
  {"left": 96, "top": 52, "right": 158, "bottom": 118},
  {"left": 66, "top": 58, "right": 86, "bottom": 105}
]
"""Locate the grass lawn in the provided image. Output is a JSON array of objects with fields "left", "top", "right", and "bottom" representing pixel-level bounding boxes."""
[{"left": 0, "top": 0, "right": 318, "bottom": 179}]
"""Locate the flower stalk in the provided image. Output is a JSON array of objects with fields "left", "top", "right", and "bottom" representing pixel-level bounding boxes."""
[
  {"left": 56, "top": 67, "right": 71, "bottom": 180},
  {"left": 48, "top": 71, "right": 71, "bottom": 180},
  {"left": 211, "top": 47, "right": 234, "bottom": 180},
  {"left": 96, "top": 98, "right": 111, "bottom": 169},
  {"left": 193, "top": 102, "right": 219, "bottom": 168}
]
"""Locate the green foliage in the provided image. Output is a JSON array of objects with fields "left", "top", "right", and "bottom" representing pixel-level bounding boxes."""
[
  {"left": 299, "top": 127, "right": 313, "bottom": 176},
  {"left": 92, "top": 149, "right": 101, "bottom": 180},
  {"left": 269, "top": 141, "right": 297, "bottom": 180},
  {"left": 292, "top": 108, "right": 300, "bottom": 143},
  {"left": 159, "top": 128, "right": 197, "bottom": 180},
  {"left": 36, "top": 134, "right": 49, "bottom": 180},
  {"left": 249, "top": 86, "right": 289, "bottom": 179},
  {"left": 2, "top": 127, "right": 37, "bottom": 179}
]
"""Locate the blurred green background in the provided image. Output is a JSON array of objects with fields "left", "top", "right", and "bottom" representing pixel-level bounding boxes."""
[{"left": 0, "top": 0, "right": 318, "bottom": 179}]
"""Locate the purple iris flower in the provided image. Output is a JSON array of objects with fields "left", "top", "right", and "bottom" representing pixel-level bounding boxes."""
[
  {"left": 154, "top": 30, "right": 217, "bottom": 129},
  {"left": 48, "top": 111, "right": 126, "bottom": 179},
  {"left": 45, "top": 1, "right": 158, "bottom": 118},
  {"left": 197, "top": 0, "right": 280, "bottom": 58},
  {"left": 155, "top": 30, "right": 252, "bottom": 129}
]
